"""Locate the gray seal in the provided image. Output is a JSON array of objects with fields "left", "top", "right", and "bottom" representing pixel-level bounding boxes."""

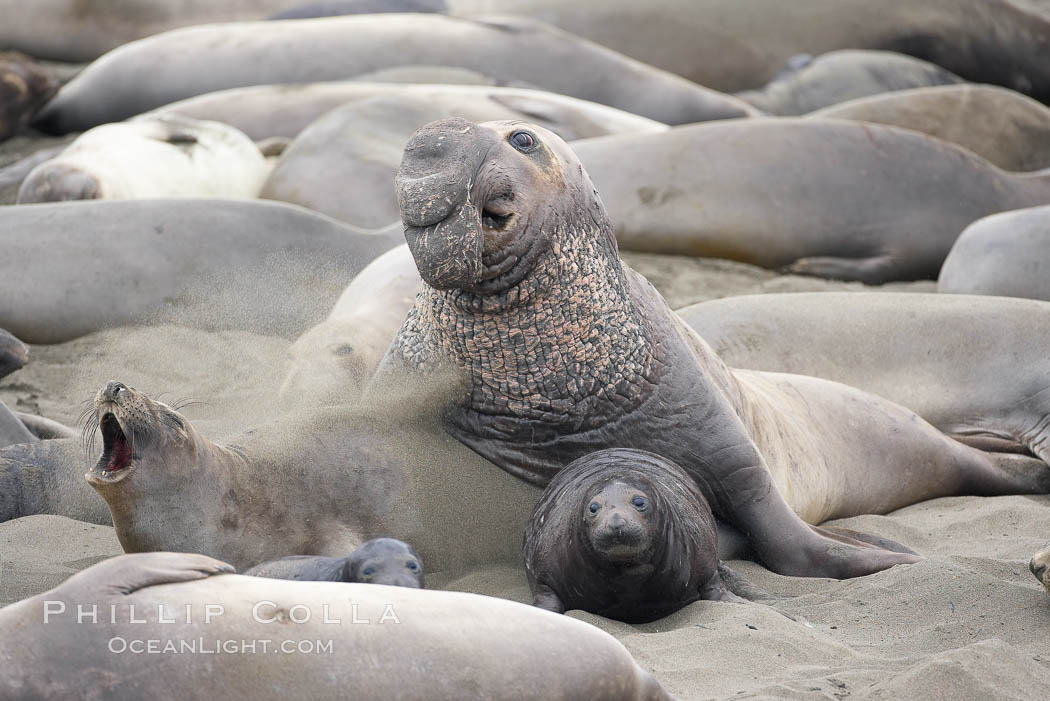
[
  {"left": 938, "top": 205, "right": 1050, "bottom": 302},
  {"left": 736, "top": 49, "right": 964, "bottom": 116},
  {"left": 245, "top": 537, "right": 425, "bottom": 587}
]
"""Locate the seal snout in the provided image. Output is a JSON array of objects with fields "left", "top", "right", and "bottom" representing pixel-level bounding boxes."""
[
  {"left": 395, "top": 118, "right": 502, "bottom": 291},
  {"left": 18, "top": 162, "right": 102, "bottom": 203}
]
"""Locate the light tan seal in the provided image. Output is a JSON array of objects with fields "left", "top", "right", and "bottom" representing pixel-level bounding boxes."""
[{"left": 0, "top": 551, "right": 674, "bottom": 700}]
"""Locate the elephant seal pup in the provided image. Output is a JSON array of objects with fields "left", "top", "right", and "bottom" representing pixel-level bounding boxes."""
[
  {"left": 0, "top": 199, "right": 401, "bottom": 343},
  {"left": 382, "top": 118, "right": 1050, "bottom": 579},
  {"left": 525, "top": 449, "right": 743, "bottom": 623},
  {"left": 280, "top": 244, "right": 420, "bottom": 409},
  {"left": 0, "top": 51, "right": 56, "bottom": 142},
  {"left": 17, "top": 115, "right": 270, "bottom": 203},
  {"left": 571, "top": 118, "right": 1050, "bottom": 282},
  {"left": 939, "top": 206, "right": 1050, "bottom": 302},
  {"left": 736, "top": 50, "right": 963, "bottom": 116},
  {"left": 34, "top": 14, "right": 754, "bottom": 132},
  {"left": 0, "top": 552, "right": 673, "bottom": 701},
  {"left": 810, "top": 85, "right": 1050, "bottom": 172},
  {"left": 261, "top": 92, "right": 664, "bottom": 228},
  {"left": 246, "top": 537, "right": 425, "bottom": 588},
  {"left": 0, "top": 327, "right": 28, "bottom": 379},
  {"left": 1032, "top": 545, "right": 1050, "bottom": 595},
  {"left": 79, "top": 378, "right": 542, "bottom": 571},
  {"left": 677, "top": 292, "right": 1050, "bottom": 466}
]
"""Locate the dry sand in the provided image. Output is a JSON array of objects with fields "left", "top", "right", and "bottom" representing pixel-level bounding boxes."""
[{"left": 2, "top": 248, "right": 1041, "bottom": 699}]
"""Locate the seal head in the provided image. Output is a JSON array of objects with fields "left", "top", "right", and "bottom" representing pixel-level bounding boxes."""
[
  {"left": 347, "top": 537, "right": 425, "bottom": 588},
  {"left": 524, "top": 448, "right": 742, "bottom": 623}
]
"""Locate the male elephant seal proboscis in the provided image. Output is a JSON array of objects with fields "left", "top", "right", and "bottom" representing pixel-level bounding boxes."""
[
  {"left": 0, "top": 51, "right": 57, "bottom": 142},
  {"left": 17, "top": 115, "right": 271, "bottom": 203},
  {"left": 280, "top": 244, "right": 420, "bottom": 409},
  {"left": 1032, "top": 545, "right": 1050, "bottom": 595},
  {"left": 735, "top": 50, "right": 964, "bottom": 116},
  {"left": 677, "top": 292, "right": 1050, "bottom": 466},
  {"left": 153, "top": 82, "right": 666, "bottom": 141},
  {"left": 260, "top": 91, "right": 666, "bottom": 228},
  {"left": 0, "top": 552, "right": 674, "bottom": 700},
  {"left": 570, "top": 119, "right": 1050, "bottom": 282},
  {"left": 524, "top": 448, "right": 747, "bottom": 623},
  {"left": 245, "top": 537, "right": 425, "bottom": 587},
  {"left": 0, "top": 199, "right": 402, "bottom": 343},
  {"left": 379, "top": 118, "right": 1050, "bottom": 579},
  {"left": 938, "top": 206, "right": 1050, "bottom": 302},
  {"left": 34, "top": 14, "right": 755, "bottom": 133},
  {"left": 810, "top": 85, "right": 1050, "bottom": 172},
  {"left": 52, "top": 377, "right": 542, "bottom": 571}
]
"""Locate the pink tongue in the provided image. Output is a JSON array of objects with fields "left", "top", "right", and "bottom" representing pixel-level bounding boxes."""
[{"left": 105, "top": 438, "right": 131, "bottom": 472}]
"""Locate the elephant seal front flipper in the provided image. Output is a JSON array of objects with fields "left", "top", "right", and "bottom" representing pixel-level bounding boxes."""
[
  {"left": 63, "top": 551, "right": 233, "bottom": 597},
  {"left": 0, "top": 327, "right": 28, "bottom": 379}
]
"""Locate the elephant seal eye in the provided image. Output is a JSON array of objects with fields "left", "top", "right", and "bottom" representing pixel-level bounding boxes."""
[
  {"left": 509, "top": 130, "right": 536, "bottom": 152},
  {"left": 588, "top": 502, "right": 600, "bottom": 514}
]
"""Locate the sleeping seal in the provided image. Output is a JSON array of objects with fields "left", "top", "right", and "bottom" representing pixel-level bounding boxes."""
[
  {"left": 0, "top": 552, "right": 672, "bottom": 700},
  {"left": 18, "top": 115, "right": 270, "bottom": 202}
]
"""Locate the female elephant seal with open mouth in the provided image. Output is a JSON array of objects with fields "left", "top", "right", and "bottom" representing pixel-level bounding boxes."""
[{"left": 380, "top": 118, "right": 1050, "bottom": 579}]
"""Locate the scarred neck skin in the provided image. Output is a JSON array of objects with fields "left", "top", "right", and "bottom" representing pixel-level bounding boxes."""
[{"left": 392, "top": 219, "right": 659, "bottom": 429}]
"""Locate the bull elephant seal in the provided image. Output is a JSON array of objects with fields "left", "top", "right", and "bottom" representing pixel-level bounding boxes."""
[
  {"left": 260, "top": 92, "right": 665, "bottom": 228},
  {"left": 524, "top": 449, "right": 744, "bottom": 623},
  {"left": 17, "top": 115, "right": 270, "bottom": 203},
  {"left": 381, "top": 118, "right": 1050, "bottom": 579},
  {"left": 570, "top": 119, "right": 1050, "bottom": 282},
  {"left": 938, "top": 206, "right": 1050, "bottom": 302},
  {"left": 0, "top": 552, "right": 672, "bottom": 700},
  {"left": 0, "top": 199, "right": 401, "bottom": 343},
  {"left": 246, "top": 538, "right": 425, "bottom": 587},
  {"left": 810, "top": 85, "right": 1050, "bottom": 172},
  {"left": 736, "top": 50, "right": 963, "bottom": 116},
  {"left": 34, "top": 14, "right": 754, "bottom": 133},
  {"left": 1032, "top": 545, "right": 1050, "bottom": 594},
  {"left": 0, "top": 51, "right": 56, "bottom": 141},
  {"left": 677, "top": 292, "right": 1050, "bottom": 466},
  {"left": 280, "top": 244, "right": 420, "bottom": 409}
]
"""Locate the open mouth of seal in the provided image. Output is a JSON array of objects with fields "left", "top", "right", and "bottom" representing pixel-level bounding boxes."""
[{"left": 90, "top": 412, "right": 134, "bottom": 481}]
